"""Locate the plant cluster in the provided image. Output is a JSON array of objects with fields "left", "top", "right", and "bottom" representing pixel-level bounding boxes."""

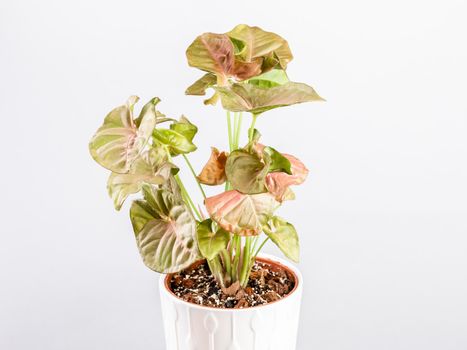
[{"left": 89, "top": 24, "right": 323, "bottom": 290}]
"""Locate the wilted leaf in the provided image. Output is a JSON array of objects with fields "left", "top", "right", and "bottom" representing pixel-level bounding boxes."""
[
  {"left": 227, "top": 24, "right": 293, "bottom": 69},
  {"left": 185, "top": 73, "right": 217, "bottom": 96},
  {"left": 205, "top": 190, "right": 279, "bottom": 236},
  {"left": 197, "top": 219, "right": 230, "bottom": 260},
  {"left": 225, "top": 150, "right": 269, "bottom": 194},
  {"left": 129, "top": 184, "right": 200, "bottom": 273},
  {"left": 263, "top": 216, "right": 299, "bottom": 263},
  {"left": 89, "top": 96, "right": 157, "bottom": 173},
  {"left": 197, "top": 147, "right": 228, "bottom": 185},
  {"left": 215, "top": 82, "right": 324, "bottom": 114},
  {"left": 265, "top": 153, "right": 309, "bottom": 202}
]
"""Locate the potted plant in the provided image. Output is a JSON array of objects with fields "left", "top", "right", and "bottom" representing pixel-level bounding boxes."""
[{"left": 89, "top": 24, "right": 323, "bottom": 350}]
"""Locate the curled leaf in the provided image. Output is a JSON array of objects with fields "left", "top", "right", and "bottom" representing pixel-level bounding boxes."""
[
  {"left": 263, "top": 146, "right": 292, "bottom": 174},
  {"left": 227, "top": 24, "right": 293, "bottom": 69},
  {"left": 205, "top": 190, "right": 279, "bottom": 236},
  {"left": 225, "top": 150, "right": 269, "bottom": 194},
  {"left": 215, "top": 82, "right": 324, "bottom": 114},
  {"left": 197, "top": 219, "right": 230, "bottom": 260},
  {"left": 263, "top": 216, "right": 299, "bottom": 263},
  {"left": 89, "top": 96, "right": 157, "bottom": 173},
  {"left": 130, "top": 184, "right": 200, "bottom": 273},
  {"left": 185, "top": 73, "right": 217, "bottom": 96},
  {"left": 170, "top": 116, "right": 198, "bottom": 142},
  {"left": 265, "top": 153, "right": 309, "bottom": 202},
  {"left": 248, "top": 69, "right": 289, "bottom": 88},
  {"left": 197, "top": 147, "right": 228, "bottom": 185}
]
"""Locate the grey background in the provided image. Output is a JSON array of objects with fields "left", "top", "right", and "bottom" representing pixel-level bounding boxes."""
[{"left": 1, "top": 0, "right": 466, "bottom": 349}]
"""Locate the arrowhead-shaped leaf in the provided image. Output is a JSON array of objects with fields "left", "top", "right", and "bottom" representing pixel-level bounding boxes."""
[
  {"left": 89, "top": 96, "right": 157, "bottom": 173},
  {"left": 263, "top": 216, "right": 299, "bottom": 263},
  {"left": 197, "top": 219, "right": 230, "bottom": 260},
  {"left": 205, "top": 190, "right": 279, "bottom": 236},
  {"left": 225, "top": 150, "right": 269, "bottom": 194},
  {"left": 130, "top": 184, "right": 200, "bottom": 273},
  {"left": 197, "top": 147, "right": 228, "bottom": 185},
  {"left": 227, "top": 24, "right": 293, "bottom": 69},
  {"left": 215, "top": 82, "right": 324, "bottom": 114},
  {"left": 265, "top": 153, "right": 309, "bottom": 202}
]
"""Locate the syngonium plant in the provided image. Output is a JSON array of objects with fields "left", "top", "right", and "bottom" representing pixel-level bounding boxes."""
[{"left": 89, "top": 24, "right": 323, "bottom": 290}]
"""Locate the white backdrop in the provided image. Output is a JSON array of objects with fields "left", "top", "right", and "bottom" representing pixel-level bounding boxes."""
[{"left": 1, "top": 0, "right": 466, "bottom": 349}]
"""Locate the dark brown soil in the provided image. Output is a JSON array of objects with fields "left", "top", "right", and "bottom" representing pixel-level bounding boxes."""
[{"left": 168, "top": 259, "right": 296, "bottom": 309}]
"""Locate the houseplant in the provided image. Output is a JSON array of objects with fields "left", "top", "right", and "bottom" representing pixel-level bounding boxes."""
[{"left": 89, "top": 24, "right": 323, "bottom": 350}]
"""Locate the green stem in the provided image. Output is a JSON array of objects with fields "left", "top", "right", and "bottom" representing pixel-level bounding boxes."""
[
  {"left": 220, "top": 249, "right": 232, "bottom": 279},
  {"left": 174, "top": 173, "right": 201, "bottom": 220},
  {"left": 248, "top": 114, "right": 257, "bottom": 142},
  {"left": 232, "top": 235, "right": 241, "bottom": 281},
  {"left": 254, "top": 237, "right": 270, "bottom": 258},
  {"left": 207, "top": 256, "right": 226, "bottom": 288},
  {"left": 182, "top": 154, "right": 206, "bottom": 199},
  {"left": 239, "top": 237, "right": 252, "bottom": 287},
  {"left": 227, "top": 111, "right": 233, "bottom": 152},
  {"left": 234, "top": 112, "right": 243, "bottom": 149}
]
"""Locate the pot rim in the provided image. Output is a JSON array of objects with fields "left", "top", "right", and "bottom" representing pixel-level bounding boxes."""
[{"left": 159, "top": 253, "right": 302, "bottom": 312}]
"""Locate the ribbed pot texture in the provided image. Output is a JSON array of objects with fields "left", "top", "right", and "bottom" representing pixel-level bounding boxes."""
[{"left": 159, "top": 254, "right": 303, "bottom": 350}]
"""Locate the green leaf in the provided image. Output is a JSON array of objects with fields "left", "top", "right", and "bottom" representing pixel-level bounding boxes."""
[
  {"left": 129, "top": 184, "right": 200, "bottom": 273},
  {"left": 248, "top": 69, "right": 289, "bottom": 88},
  {"left": 89, "top": 96, "right": 156, "bottom": 173},
  {"left": 196, "top": 219, "right": 230, "bottom": 260},
  {"left": 205, "top": 190, "right": 279, "bottom": 236},
  {"left": 185, "top": 73, "right": 217, "bottom": 96},
  {"left": 170, "top": 116, "right": 198, "bottom": 142},
  {"left": 134, "top": 97, "right": 161, "bottom": 127},
  {"left": 215, "top": 82, "right": 324, "bottom": 114},
  {"left": 263, "top": 216, "right": 299, "bottom": 263},
  {"left": 263, "top": 146, "right": 292, "bottom": 174},
  {"left": 227, "top": 24, "right": 293, "bottom": 69},
  {"left": 225, "top": 150, "right": 269, "bottom": 194},
  {"left": 153, "top": 129, "right": 197, "bottom": 156}
]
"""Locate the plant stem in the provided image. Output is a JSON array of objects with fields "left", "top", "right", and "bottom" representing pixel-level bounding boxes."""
[
  {"left": 232, "top": 235, "right": 241, "bottom": 281},
  {"left": 207, "top": 256, "right": 226, "bottom": 289},
  {"left": 220, "top": 249, "right": 232, "bottom": 278},
  {"left": 174, "top": 173, "right": 201, "bottom": 220},
  {"left": 234, "top": 112, "right": 243, "bottom": 149},
  {"left": 248, "top": 114, "right": 258, "bottom": 142},
  {"left": 254, "top": 237, "right": 270, "bottom": 258},
  {"left": 239, "top": 237, "right": 252, "bottom": 287},
  {"left": 227, "top": 111, "right": 233, "bottom": 152},
  {"left": 182, "top": 154, "right": 206, "bottom": 199}
]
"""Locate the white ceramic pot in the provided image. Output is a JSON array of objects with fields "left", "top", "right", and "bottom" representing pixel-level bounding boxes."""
[{"left": 159, "top": 254, "right": 303, "bottom": 350}]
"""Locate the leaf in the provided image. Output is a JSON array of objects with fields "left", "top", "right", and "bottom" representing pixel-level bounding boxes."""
[
  {"left": 107, "top": 155, "right": 178, "bottom": 211},
  {"left": 186, "top": 32, "right": 263, "bottom": 84},
  {"left": 205, "top": 190, "right": 279, "bottom": 236},
  {"left": 227, "top": 24, "right": 293, "bottom": 69},
  {"left": 129, "top": 184, "right": 200, "bottom": 273},
  {"left": 186, "top": 33, "right": 235, "bottom": 85},
  {"left": 265, "top": 153, "right": 309, "bottom": 202},
  {"left": 196, "top": 219, "right": 230, "bottom": 260},
  {"left": 170, "top": 116, "right": 198, "bottom": 142},
  {"left": 153, "top": 128, "right": 197, "bottom": 156},
  {"left": 89, "top": 96, "right": 157, "bottom": 173},
  {"left": 263, "top": 216, "right": 299, "bottom": 263},
  {"left": 263, "top": 146, "right": 292, "bottom": 174},
  {"left": 185, "top": 73, "right": 217, "bottom": 96},
  {"left": 225, "top": 150, "right": 269, "bottom": 194},
  {"left": 215, "top": 82, "right": 324, "bottom": 114},
  {"left": 197, "top": 147, "right": 228, "bottom": 185},
  {"left": 248, "top": 69, "right": 289, "bottom": 88},
  {"left": 134, "top": 97, "right": 161, "bottom": 127}
]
